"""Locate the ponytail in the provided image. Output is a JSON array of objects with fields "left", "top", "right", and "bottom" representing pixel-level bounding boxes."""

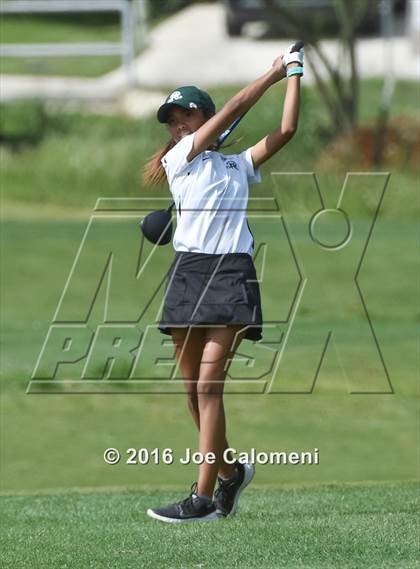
[{"left": 142, "top": 138, "right": 175, "bottom": 187}]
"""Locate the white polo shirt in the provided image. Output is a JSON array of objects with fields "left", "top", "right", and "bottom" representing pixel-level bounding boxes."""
[{"left": 161, "top": 133, "right": 261, "bottom": 255}]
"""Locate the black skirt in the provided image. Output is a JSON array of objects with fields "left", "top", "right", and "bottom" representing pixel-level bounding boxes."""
[{"left": 158, "top": 251, "right": 263, "bottom": 342}]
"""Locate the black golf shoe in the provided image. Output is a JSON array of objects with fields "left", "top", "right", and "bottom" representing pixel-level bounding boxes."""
[
  {"left": 213, "top": 461, "right": 255, "bottom": 517},
  {"left": 147, "top": 482, "right": 219, "bottom": 523}
]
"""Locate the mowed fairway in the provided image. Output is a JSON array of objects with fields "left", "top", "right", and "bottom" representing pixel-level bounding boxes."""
[
  {"left": 1, "top": 213, "right": 418, "bottom": 393},
  {"left": 1, "top": 483, "right": 418, "bottom": 568},
  {"left": 1, "top": 215, "right": 418, "bottom": 493}
]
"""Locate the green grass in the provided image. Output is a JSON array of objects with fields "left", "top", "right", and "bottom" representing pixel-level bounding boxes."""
[
  {"left": 1, "top": 483, "right": 419, "bottom": 568},
  {"left": 1, "top": 14, "right": 121, "bottom": 44},
  {"left": 1, "top": 81, "right": 419, "bottom": 212},
  {"left": 0, "top": 216, "right": 418, "bottom": 491},
  {"left": 1, "top": 387, "right": 418, "bottom": 491},
  {"left": 1, "top": 216, "right": 418, "bottom": 389},
  {"left": 0, "top": 55, "right": 122, "bottom": 77},
  {"left": 0, "top": 14, "right": 124, "bottom": 76}
]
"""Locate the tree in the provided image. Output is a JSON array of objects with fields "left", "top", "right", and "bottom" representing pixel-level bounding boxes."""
[{"left": 266, "top": 0, "right": 377, "bottom": 134}]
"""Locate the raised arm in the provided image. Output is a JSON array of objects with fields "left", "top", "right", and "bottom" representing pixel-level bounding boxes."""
[
  {"left": 250, "top": 58, "right": 301, "bottom": 169},
  {"left": 187, "top": 66, "right": 285, "bottom": 162}
]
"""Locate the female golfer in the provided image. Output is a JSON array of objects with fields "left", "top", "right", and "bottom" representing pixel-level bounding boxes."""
[{"left": 143, "top": 44, "right": 303, "bottom": 523}]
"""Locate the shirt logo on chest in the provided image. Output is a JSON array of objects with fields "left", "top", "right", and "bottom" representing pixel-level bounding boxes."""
[{"left": 226, "top": 160, "right": 239, "bottom": 171}]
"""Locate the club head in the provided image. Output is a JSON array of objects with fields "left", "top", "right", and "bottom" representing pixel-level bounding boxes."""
[
  {"left": 291, "top": 41, "right": 304, "bottom": 52},
  {"left": 140, "top": 208, "right": 173, "bottom": 245}
]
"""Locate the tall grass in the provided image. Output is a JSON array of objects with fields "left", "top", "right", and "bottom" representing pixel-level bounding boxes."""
[{"left": 1, "top": 81, "right": 418, "bottom": 213}]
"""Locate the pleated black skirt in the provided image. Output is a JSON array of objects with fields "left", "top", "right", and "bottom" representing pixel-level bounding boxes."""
[{"left": 158, "top": 251, "right": 263, "bottom": 342}]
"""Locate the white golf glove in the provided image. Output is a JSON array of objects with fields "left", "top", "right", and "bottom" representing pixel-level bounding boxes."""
[{"left": 282, "top": 41, "right": 304, "bottom": 67}]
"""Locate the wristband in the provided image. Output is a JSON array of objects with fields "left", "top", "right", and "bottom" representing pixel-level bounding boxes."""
[{"left": 287, "top": 66, "right": 303, "bottom": 78}]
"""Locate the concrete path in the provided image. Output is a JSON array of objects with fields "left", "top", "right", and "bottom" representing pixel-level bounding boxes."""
[
  {"left": 1, "top": 2, "right": 418, "bottom": 114},
  {"left": 132, "top": 3, "right": 419, "bottom": 87}
]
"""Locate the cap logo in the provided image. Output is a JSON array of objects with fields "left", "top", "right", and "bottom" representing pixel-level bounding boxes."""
[
  {"left": 189, "top": 102, "right": 198, "bottom": 109},
  {"left": 167, "top": 90, "right": 183, "bottom": 103}
]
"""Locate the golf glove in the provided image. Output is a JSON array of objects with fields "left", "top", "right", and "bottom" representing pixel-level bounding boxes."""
[{"left": 282, "top": 41, "right": 304, "bottom": 67}]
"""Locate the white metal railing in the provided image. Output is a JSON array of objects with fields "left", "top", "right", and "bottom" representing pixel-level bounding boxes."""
[{"left": 0, "top": 0, "right": 146, "bottom": 82}]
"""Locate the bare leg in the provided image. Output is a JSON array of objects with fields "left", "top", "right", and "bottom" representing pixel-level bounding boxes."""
[
  {"left": 196, "top": 326, "right": 246, "bottom": 498},
  {"left": 171, "top": 326, "right": 205, "bottom": 429}
]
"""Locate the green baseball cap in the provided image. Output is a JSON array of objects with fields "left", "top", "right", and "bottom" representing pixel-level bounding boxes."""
[{"left": 157, "top": 86, "right": 216, "bottom": 123}]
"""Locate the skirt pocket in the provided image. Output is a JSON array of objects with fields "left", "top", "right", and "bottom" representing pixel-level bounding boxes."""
[{"left": 243, "top": 278, "right": 259, "bottom": 306}]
